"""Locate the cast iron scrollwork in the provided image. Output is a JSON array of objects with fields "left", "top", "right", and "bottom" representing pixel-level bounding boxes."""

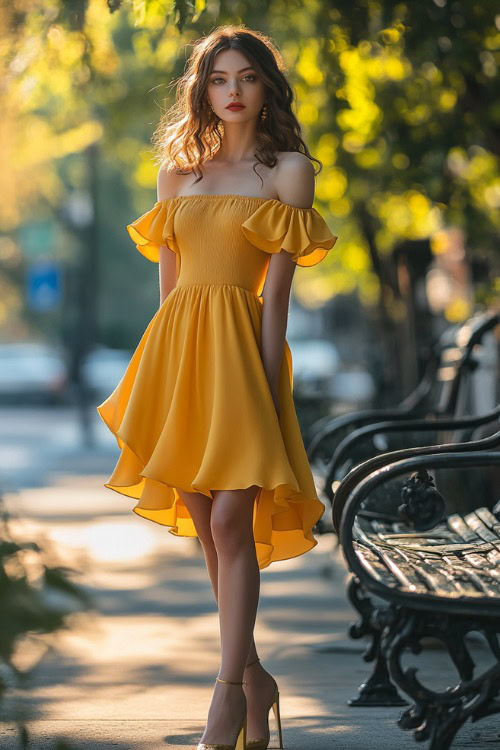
[
  {"left": 398, "top": 468, "right": 446, "bottom": 531},
  {"left": 346, "top": 576, "right": 408, "bottom": 706},
  {"left": 381, "top": 607, "right": 500, "bottom": 749}
]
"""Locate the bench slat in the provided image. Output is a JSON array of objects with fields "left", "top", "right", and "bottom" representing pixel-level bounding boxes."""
[
  {"left": 447, "top": 514, "right": 481, "bottom": 542},
  {"left": 475, "top": 508, "right": 500, "bottom": 538},
  {"left": 463, "top": 512, "right": 500, "bottom": 543}
]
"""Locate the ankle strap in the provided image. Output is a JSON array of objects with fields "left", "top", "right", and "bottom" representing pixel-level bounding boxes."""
[
  {"left": 216, "top": 676, "right": 247, "bottom": 686},
  {"left": 245, "top": 657, "right": 260, "bottom": 669}
]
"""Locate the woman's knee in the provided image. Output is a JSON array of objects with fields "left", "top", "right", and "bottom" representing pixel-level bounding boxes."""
[
  {"left": 210, "top": 507, "right": 240, "bottom": 544},
  {"left": 196, "top": 522, "right": 216, "bottom": 549},
  {"left": 210, "top": 487, "right": 258, "bottom": 551},
  {"left": 177, "top": 488, "right": 214, "bottom": 546}
]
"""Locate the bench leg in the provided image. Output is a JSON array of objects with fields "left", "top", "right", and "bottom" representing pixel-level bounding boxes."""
[
  {"left": 346, "top": 576, "right": 408, "bottom": 707},
  {"left": 381, "top": 607, "right": 500, "bottom": 749}
]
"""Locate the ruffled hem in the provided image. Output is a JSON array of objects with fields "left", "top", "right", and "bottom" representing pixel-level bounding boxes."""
[
  {"left": 126, "top": 199, "right": 179, "bottom": 262},
  {"left": 99, "top": 432, "right": 324, "bottom": 572},
  {"left": 241, "top": 200, "right": 338, "bottom": 267},
  {"left": 96, "top": 284, "right": 326, "bottom": 571}
]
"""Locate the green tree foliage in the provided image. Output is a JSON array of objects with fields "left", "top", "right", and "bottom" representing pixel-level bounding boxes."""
[
  {"left": 312, "top": 1, "right": 499, "bottom": 315},
  {"left": 2, "top": 0, "right": 498, "bottom": 344}
]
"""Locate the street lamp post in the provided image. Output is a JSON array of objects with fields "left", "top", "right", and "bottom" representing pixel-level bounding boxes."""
[{"left": 62, "top": 142, "right": 100, "bottom": 448}]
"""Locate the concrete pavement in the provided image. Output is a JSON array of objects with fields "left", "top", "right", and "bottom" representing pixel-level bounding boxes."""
[{"left": 0, "top": 440, "right": 499, "bottom": 748}]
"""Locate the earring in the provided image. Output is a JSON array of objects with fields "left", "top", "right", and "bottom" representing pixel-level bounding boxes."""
[{"left": 260, "top": 104, "right": 267, "bottom": 121}]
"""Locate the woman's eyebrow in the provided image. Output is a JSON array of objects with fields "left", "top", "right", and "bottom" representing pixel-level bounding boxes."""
[{"left": 210, "top": 66, "right": 256, "bottom": 73}]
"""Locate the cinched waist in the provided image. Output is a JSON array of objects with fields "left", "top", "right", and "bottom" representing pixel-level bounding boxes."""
[{"left": 174, "top": 283, "right": 261, "bottom": 298}]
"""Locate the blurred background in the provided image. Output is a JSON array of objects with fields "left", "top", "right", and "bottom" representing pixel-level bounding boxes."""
[
  {"left": 0, "top": 1, "right": 499, "bottom": 747},
  {"left": 1, "top": 0, "right": 499, "bottom": 454}
]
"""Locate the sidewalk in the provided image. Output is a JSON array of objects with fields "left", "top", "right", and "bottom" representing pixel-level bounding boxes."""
[{"left": 0, "top": 462, "right": 498, "bottom": 749}]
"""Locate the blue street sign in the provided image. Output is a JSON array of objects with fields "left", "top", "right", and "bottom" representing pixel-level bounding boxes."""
[{"left": 26, "top": 261, "right": 62, "bottom": 311}]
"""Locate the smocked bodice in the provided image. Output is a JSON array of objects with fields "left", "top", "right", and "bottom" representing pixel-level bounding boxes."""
[
  {"left": 126, "top": 193, "right": 338, "bottom": 297},
  {"left": 169, "top": 195, "right": 272, "bottom": 295}
]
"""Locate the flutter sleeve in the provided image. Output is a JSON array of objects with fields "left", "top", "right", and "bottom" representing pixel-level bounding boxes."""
[
  {"left": 241, "top": 200, "right": 338, "bottom": 267},
  {"left": 126, "top": 198, "right": 179, "bottom": 262}
]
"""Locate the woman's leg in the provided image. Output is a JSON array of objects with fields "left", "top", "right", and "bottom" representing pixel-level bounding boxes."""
[
  {"left": 177, "top": 487, "right": 261, "bottom": 664},
  {"left": 177, "top": 487, "right": 276, "bottom": 743},
  {"left": 176, "top": 488, "right": 219, "bottom": 590},
  {"left": 211, "top": 485, "right": 261, "bottom": 679},
  {"left": 197, "top": 484, "right": 260, "bottom": 745}
]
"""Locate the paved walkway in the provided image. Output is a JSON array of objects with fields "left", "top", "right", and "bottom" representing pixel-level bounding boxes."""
[{"left": 0, "top": 454, "right": 498, "bottom": 749}]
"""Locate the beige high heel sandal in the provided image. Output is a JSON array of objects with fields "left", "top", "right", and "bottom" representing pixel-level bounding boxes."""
[
  {"left": 197, "top": 676, "right": 248, "bottom": 750},
  {"left": 244, "top": 657, "right": 284, "bottom": 750}
]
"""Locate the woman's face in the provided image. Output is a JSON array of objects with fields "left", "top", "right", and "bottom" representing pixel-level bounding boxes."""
[{"left": 206, "top": 48, "right": 266, "bottom": 124}]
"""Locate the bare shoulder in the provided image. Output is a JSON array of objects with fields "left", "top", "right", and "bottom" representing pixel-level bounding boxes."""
[
  {"left": 274, "top": 152, "right": 315, "bottom": 208},
  {"left": 157, "top": 164, "right": 185, "bottom": 201}
]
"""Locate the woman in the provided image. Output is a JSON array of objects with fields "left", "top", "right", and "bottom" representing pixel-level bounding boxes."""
[{"left": 97, "top": 24, "right": 338, "bottom": 750}]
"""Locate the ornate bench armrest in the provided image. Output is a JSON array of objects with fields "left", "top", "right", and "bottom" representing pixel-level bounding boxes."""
[
  {"left": 332, "top": 422, "right": 500, "bottom": 533},
  {"left": 325, "top": 405, "right": 500, "bottom": 502},
  {"left": 339, "top": 450, "right": 500, "bottom": 617}
]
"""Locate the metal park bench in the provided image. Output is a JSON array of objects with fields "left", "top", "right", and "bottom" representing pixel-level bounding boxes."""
[
  {"left": 307, "top": 309, "right": 499, "bottom": 747},
  {"left": 333, "top": 427, "right": 500, "bottom": 749},
  {"left": 308, "top": 309, "right": 499, "bottom": 534}
]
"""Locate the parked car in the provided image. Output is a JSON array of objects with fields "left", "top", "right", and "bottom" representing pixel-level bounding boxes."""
[
  {"left": 0, "top": 342, "right": 69, "bottom": 405},
  {"left": 328, "top": 366, "right": 376, "bottom": 404},
  {"left": 288, "top": 337, "right": 376, "bottom": 406},
  {"left": 81, "top": 346, "right": 132, "bottom": 402},
  {"left": 288, "top": 337, "right": 340, "bottom": 398}
]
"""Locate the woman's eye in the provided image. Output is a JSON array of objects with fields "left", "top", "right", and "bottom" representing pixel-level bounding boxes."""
[{"left": 210, "top": 75, "right": 257, "bottom": 84}]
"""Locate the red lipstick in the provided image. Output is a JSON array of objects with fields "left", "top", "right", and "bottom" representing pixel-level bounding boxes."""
[{"left": 226, "top": 103, "right": 245, "bottom": 110}]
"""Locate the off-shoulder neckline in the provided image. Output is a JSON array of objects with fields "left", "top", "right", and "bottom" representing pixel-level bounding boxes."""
[{"left": 155, "top": 194, "right": 316, "bottom": 210}]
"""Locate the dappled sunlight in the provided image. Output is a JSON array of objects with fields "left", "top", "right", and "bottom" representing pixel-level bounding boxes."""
[
  {"left": 49, "top": 517, "right": 161, "bottom": 564},
  {"left": 3, "top": 477, "right": 200, "bottom": 572},
  {"left": 297, "top": 39, "right": 324, "bottom": 86},
  {"left": 426, "top": 226, "right": 474, "bottom": 322},
  {"left": 315, "top": 132, "right": 338, "bottom": 166},
  {"left": 3, "top": 0, "right": 498, "bottom": 348},
  {"left": 2, "top": 4, "right": 499, "bottom": 746},
  {"left": 2, "top": 481, "right": 342, "bottom": 731},
  {"left": 316, "top": 166, "right": 347, "bottom": 201},
  {"left": 369, "top": 189, "right": 443, "bottom": 250}
]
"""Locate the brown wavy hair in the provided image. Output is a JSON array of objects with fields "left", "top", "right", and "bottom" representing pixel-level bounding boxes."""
[{"left": 151, "top": 24, "right": 322, "bottom": 186}]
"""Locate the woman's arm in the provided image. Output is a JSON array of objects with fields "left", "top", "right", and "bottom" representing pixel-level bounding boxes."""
[
  {"left": 260, "top": 153, "right": 316, "bottom": 419},
  {"left": 157, "top": 167, "right": 179, "bottom": 307},
  {"left": 159, "top": 247, "right": 177, "bottom": 307}
]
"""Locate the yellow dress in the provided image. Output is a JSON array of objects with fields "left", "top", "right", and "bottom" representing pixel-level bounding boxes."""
[{"left": 97, "top": 193, "right": 338, "bottom": 570}]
